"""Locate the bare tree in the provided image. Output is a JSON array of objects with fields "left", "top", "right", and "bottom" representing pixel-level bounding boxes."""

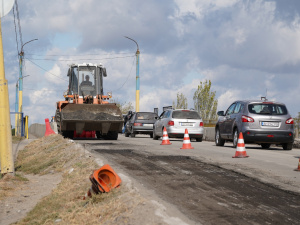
[
  {"left": 193, "top": 80, "right": 218, "bottom": 121},
  {"left": 111, "top": 100, "right": 134, "bottom": 114}
]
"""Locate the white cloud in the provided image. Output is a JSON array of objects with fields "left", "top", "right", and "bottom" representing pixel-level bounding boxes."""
[
  {"left": 45, "top": 64, "right": 62, "bottom": 84},
  {"left": 3, "top": 0, "right": 300, "bottom": 127}
]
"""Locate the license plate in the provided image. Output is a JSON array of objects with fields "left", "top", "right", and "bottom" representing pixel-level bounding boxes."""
[
  {"left": 143, "top": 124, "right": 153, "bottom": 127},
  {"left": 181, "top": 122, "right": 193, "bottom": 126},
  {"left": 261, "top": 122, "right": 279, "bottom": 127}
]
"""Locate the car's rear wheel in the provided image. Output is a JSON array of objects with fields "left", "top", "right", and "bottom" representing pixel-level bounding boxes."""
[
  {"left": 215, "top": 128, "right": 225, "bottom": 146},
  {"left": 282, "top": 143, "right": 293, "bottom": 150},
  {"left": 233, "top": 128, "right": 239, "bottom": 148},
  {"left": 150, "top": 133, "right": 153, "bottom": 138},
  {"left": 261, "top": 143, "right": 271, "bottom": 149},
  {"left": 196, "top": 137, "right": 203, "bottom": 142}
]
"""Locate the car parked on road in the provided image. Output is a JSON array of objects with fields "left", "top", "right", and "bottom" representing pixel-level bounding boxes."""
[
  {"left": 215, "top": 100, "right": 294, "bottom": 150},
  {"left": 153, "top": 109, "right": 204, "bottom": 142},
  {"left": 125, "top": 112, "right": 158, "bottom": 138}
]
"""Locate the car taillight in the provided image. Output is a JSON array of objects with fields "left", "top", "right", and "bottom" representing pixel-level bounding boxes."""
[
  {"left": 200, "top": 122, "right": 203, "bottom": 127},
  {"left": 242, "top": 115, "right": 254, "bottom": 123},
  {"left": 134, "top": 123, "right": 142, "bottom": 126},
  {"left": 286, "top": 118, "right": 294, "bottom": 124},
  {"left": 168, "top": 121, "right": 174, "bottom": 126}
]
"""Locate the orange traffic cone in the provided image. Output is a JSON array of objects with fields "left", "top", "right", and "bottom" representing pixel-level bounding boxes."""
[
  {"left": 232, "top": 132, "right": 249, "bottom": 158},
  {"left": 161, "top": 127, "right": 172, "bottom": 145},
  {"left": 294, "top": 158, "right": 300, "bottom": 171},
  {"left": 89, "top": 164, "right": 122, "bottom": 194},
  {"left": 180, "top": 129, "right": 194, "bottom": 149},
  {"left": 44, "top": 118, "right": 56, "bottom": 136}
]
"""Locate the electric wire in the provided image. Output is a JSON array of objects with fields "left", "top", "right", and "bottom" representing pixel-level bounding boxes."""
[
  {"left": 26, "top": 52, "right": 133, "bottom": 57},
  {"left": 15, "top": 0, "right": 23, "bottom": 48},
  {"left": 23, "top": 87, "right": 65, "bottom": 92},
  {"left": 25, "top": 58, "right": 68, "bottom": 82},
  {"left": 110, "top": 56, "right": 135, "bottom": 92},
  {"left": 13, "top": 6, "right": 19, "bottom": 56},
  {"left": 27, "top": 55, "right": 135, "bottom": 61}
]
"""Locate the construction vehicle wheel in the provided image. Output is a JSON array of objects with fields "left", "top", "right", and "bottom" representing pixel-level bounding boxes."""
[
  {"left": 104, "top": 131, "right": 118, "bottom": 140},
  {"left": 62, "top": 130, "right": 74, "bottom": 139},
  {"left": 96, "top": 131, "right": 102, "bottom": 139},
  {"left": 55, "top": 109, "right": 62, "bottom": 134}
]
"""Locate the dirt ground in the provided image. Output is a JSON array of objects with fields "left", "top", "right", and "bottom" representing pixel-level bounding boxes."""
[
  {"left": 0, "top": 136, "right": 196, "bottom": 225},
  {"left": 2, "top": 135, "right": 300, "bottom": 225}
]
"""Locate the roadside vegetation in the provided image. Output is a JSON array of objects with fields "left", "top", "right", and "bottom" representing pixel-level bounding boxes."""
[
  {"left": 173, "top": 79, "right": 218, "bottom": 127},
  {"left": 12, "top": 136, "right": 25, "bottom": 144},
  {"left": 1, "top": 134, "right": 141, "bottom": 224}
]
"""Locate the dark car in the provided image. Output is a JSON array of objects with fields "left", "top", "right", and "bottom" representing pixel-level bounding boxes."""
[{"left": 125, "top": 112, "right": 158, "bottom": 138}]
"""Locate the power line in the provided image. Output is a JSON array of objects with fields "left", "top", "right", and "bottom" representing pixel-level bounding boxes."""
[
  {"left": 26, "top": 52, "right": 133, "bottom": 57},
  {"left": 25, "top": 58, "right": 68, "bottom": 82},
  {"left": 23, "top": 87, "right": 65, "bottom": 92},
  {"left": 13, "top": 6, "right": 19, "bottom": 56},
  {"left": 15, "top": 0, "right": 23, "bottom": 48},
  {"left": 27, "top": 55, "right": 135, "bottom": 61},
  {"left": 111, "top": 56, "right": 135, "bottom": 92}
]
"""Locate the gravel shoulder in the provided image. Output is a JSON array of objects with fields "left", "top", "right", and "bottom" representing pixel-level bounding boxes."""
[{"left": 0, "top": 135, "right": 196, "bottom": 225}]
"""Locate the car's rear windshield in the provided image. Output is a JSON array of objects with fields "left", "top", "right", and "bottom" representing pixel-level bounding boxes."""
[
  {"left": 172, "top": 110, "right": 201, "bottom": 119},
  {"left": 248, "top": 103, "right": 288, "bottom": 115},
  {"left": 135, "top": 112, "right": 157, "bottom": 120}
]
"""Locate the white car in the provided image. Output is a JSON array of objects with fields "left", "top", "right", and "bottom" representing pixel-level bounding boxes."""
[{"left": 153, "top": 109, "right": 204, "bottom": 142}]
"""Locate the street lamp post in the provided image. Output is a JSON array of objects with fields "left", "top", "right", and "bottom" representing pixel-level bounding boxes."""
[
  {"left": 124, "top": 36, "right": 140, "bottom": 112},
  {"left": 15, "top": 75, "right": 30, "bottom": 136},
  {"left": 15, "top": 39, "right": 37, "bottom": 136}
]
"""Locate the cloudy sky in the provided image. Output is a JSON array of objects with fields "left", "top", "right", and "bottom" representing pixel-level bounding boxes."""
[{"left": 2, "top": 0, "right": 300, "bottom": 125}]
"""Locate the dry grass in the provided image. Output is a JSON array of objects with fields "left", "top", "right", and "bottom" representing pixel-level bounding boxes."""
[
  {"left": 5, "top": 134, "right": 142, "bottom": 225},
  {"left": 12, "top": 136, "right": 25, "bottom": 144},
  {"left": 0, "top": 174, "right": 28, "bottom": 200}
]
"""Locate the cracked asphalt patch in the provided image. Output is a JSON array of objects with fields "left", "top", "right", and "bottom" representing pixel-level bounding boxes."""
[{"left": 94, "top": 148, "right": 300, "bottom": 225}]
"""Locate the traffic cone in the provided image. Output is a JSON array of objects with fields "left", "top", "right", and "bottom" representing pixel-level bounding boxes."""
[
  {"left": 294, "top": 158, "right": 300, "bottom": 171},
  {"left": 232, "top": 132, "right": 249, "bottom": 158},
  {"left": 180, "top": 129, "right": 194, "bottom": 149},
  {"left": 89, "top": 164, "right": 122, "bottom": 194},
  {"left": 44, "top": 118, "right": 56, "bottom": 136},
  {"left": 161, "top": 127, "right": 172, "bottom": 145}
]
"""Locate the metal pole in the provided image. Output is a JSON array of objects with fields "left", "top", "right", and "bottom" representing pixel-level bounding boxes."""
[
  {"left": 14, "top": 81, "right": 18, "bottom": 136},
  {"left": 18, "top": 39, "right": 37, "bottom": 136},
  {"left": 25, "top": 115, "right": 28, "bottom": 139},
  {"left": 136, "top": 49, "right": 140, "bottom": 112},
  {"left": 124, "top": 36, "right": 140, "bottom": 112},
  {"left": 0, "top": 18, "right": 14, "bottom": 175},
  {"left": 17, "top": 52, "right": 23, "bottom": 136}
]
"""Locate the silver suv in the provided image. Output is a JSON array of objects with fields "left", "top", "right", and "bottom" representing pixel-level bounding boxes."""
[{"left": 215, "top": 100, "right": 294, "bottom": 150}]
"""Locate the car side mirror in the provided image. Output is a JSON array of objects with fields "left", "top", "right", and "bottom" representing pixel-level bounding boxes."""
[{"left": 217, "top": 111, "right": 225, "bottom": 116}]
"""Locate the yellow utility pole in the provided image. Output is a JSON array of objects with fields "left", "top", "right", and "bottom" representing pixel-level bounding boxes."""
[
  {"left": 25, "top": 115, "right": 28, "bottom": 139},
  {"left": 0, "top": 18, "right": 14, "bottom": 175}
]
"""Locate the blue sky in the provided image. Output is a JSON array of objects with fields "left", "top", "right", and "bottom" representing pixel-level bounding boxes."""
[{"left": 2, "top": 0, "right": 300, "bottom": 125}]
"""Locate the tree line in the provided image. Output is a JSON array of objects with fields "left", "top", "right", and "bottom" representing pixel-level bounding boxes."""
[
  {"left": 114, "top": 79, "right": 218, "bottom": 122},
  {"left": 173, "top": 80, "right": 218, "bottom": 121}
]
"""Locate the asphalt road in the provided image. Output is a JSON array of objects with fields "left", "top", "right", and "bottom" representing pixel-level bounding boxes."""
[{"left": 77, "top": 134, "right": 300, "bottom": 224}]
